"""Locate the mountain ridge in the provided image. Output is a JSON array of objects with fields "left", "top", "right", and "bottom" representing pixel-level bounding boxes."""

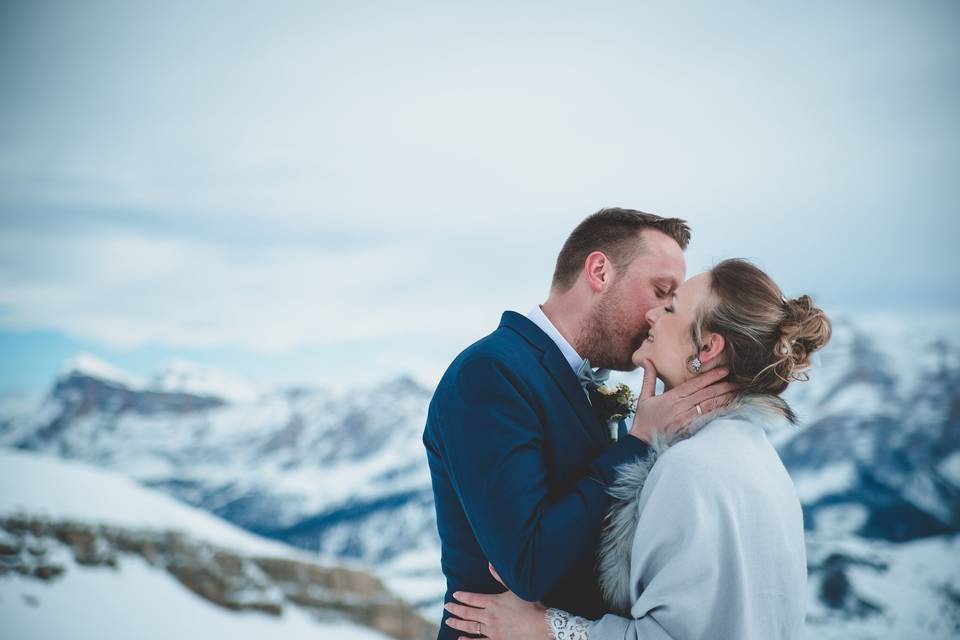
[{"left": 1, "top": 313, "right": 958, "bottom": 636}]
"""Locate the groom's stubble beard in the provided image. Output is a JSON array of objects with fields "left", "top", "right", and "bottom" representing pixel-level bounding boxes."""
[{"left": 578, "top": 281, "right": 647, "bottom": 371}]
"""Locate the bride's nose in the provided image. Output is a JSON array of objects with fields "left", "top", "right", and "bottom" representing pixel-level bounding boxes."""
[{"left": 645, "top": 306, "right": 659, "bottom": 325}]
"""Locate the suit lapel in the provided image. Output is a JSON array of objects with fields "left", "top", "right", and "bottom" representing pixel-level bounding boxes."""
[
  {"left": 540, "top": 347, "right": 609, "bottom": 448},
  {"left": 499, "top": 311, "right": 608, "bottom": 449}
]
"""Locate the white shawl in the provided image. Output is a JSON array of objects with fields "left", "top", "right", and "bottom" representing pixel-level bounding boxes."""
[{"left": 548, "top": 394, "right": 808, "bottom": 640}]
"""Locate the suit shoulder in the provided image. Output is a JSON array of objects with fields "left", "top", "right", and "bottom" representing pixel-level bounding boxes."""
[
  {"left": 442, "top": 325, "right": 539, "bottom": 381},
  {"left": 425, "top": 326, "right": 542, "bottom": 440}
]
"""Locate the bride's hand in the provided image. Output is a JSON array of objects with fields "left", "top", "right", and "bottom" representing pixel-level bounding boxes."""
[
  {"left": 629, "top": 360, "right": 736, "bottom": 443},
  {"left": 443, "top": 563, "right": 550, "bottom": 640}
]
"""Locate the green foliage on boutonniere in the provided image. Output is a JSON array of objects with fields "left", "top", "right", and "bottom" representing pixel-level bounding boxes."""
[{"left": 592, "top": 383, "right": 637, "bottom": 423}]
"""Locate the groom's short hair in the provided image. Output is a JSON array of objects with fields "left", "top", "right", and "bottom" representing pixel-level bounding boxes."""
[{"left": 551, "top": 208, "right": 691, "bottom": 292}]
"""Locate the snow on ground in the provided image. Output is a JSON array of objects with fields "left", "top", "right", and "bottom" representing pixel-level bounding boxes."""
[
  {"left": 939, "top": 452, "right": 960, "bottom": 487},
  {"left": 0, "top": 449, "right": 309, "bottom": 561},
  {"left": 818, "top": 381, "right": 890, "bottom": 416},
  {"left": 377, "top": 545, "right": 445, "bottom": 621},
  {"left": 0, "top": 552, "right": 392, "bottom": 640},
  {"left": 0, "top": 448, "right": 404, "bottom": 638},
  {"left": 792, "top": 462, "right": 857, "bottom": 503},
  {"left": 805, "top": 533, "right": 960, "bottom": 640}
]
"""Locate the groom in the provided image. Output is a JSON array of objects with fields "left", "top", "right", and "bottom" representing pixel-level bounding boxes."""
[{"left": 422, "top": 208, "right": 735, "bottom": 639}]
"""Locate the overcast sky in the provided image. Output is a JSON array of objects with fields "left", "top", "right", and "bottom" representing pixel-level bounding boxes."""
[{"left": 1, "top": 0, "right": 958, "bottom": 395}]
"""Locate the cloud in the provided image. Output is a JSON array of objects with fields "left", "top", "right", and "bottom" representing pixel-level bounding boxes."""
[
  {"left": 0, "top": 0, "right": 957, "bottom": 360},
  {"left": 2, "top": 1, "right": 957, "bottom": 235},
  {"left": 0, "top": 226, "right": 532, "bottom": 352}
]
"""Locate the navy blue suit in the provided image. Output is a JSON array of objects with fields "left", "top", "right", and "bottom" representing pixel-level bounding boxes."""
[{"left": 423, "top": 311, "right": 651, "bottom": 639}]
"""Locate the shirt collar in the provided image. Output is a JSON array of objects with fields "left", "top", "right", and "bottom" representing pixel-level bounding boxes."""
[{"left": 525, "top": 305, "right": 584, "bottom": 375}]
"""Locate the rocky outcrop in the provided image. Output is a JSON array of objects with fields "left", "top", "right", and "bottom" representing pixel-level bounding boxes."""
[{"left": 0, "top": 514, "right": 437, "bottom": 640}]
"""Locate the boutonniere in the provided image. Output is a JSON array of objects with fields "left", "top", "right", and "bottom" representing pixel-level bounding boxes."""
[{"left": 590, "top": 383, "right": 637, "bottom": 442}]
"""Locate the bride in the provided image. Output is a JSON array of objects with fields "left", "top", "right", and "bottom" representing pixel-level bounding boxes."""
[{"left": 443, "top": 258, "right": 831, "bottom": 640}]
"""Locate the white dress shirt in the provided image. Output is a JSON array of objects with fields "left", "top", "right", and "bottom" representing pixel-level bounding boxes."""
[{"left": 525, "top": 304, "right": 584, "bottom": 375}]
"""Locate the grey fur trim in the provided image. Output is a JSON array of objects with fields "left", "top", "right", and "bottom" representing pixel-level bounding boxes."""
[
  {"left": 595, "top": 393, "right": 794, "bottom": 614},
  {"left": 596, "top": 432, "right": 670, "bottom": 615}
]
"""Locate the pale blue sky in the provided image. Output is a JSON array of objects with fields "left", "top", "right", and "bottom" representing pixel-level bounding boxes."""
[{"left": 1, "top": 1, "right": 958, "bottom": 395}]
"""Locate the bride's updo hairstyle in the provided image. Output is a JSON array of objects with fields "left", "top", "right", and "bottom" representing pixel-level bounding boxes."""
[{"left": 693, "top": 258, "right": 832, "bottom": 397}]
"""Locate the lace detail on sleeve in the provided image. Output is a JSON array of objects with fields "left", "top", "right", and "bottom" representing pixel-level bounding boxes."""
[{"left": 544, "top": 607, "right": 590, "bottom": 640}]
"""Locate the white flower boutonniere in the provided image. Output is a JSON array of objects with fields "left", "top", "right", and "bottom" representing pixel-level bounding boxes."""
[{"left": 591, "top": 383, "right": 637, "bottom": 442}]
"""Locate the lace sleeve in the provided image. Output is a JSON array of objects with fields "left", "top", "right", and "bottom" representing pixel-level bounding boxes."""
[{"left": 544, "top": 607, "right": 591, "bottom": 640}]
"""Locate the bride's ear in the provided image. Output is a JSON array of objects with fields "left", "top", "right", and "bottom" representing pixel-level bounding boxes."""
[{"left": 699, "top": 331, "right": 725, "bottom": 366}]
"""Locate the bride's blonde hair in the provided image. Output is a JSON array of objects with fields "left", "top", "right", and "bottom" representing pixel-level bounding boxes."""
[{"left": 692, "top": 258, "right": 832, "bottom": 396}]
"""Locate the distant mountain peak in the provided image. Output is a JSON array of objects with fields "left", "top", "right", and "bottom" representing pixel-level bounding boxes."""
[
  {"left": 375, "top": 373, "right": 430, "bottom": 396},
  {"left": 53, "top": 353, "right": 265, "bottom": 404},
  {"left": 149, "top": 357, "right": 263, "bottom": 403},
  {"left": 57, "top": 352, "right": 144, "bottom": 389}
]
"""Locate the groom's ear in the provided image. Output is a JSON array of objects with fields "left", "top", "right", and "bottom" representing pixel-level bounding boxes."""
[
  {"left": 584, "top": 251, "right": 612, "bottom": 292},
  {"left": 699, "top": 331, "right": 725, "bottom": 366}
]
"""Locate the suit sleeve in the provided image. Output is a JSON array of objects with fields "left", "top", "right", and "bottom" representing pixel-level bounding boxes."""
[{"left": 436, "top": 355, "right": 650, "bottom": 602}]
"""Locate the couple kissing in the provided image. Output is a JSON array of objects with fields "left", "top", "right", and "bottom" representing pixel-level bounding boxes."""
[{"left": 422, "top": 207, "right": 830, "bottom": 640}]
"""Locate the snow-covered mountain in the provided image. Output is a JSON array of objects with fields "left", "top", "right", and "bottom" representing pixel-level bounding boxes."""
[
  {"left": 56, "top": 352, "right": 266, "bottom": 404},
  {"left": 778, "top": 319, "right": 960, "bottom": 542},
  {"left": 0, "top": 449, "right": 437, "bottom": 639},
  {"left": 804, "top": 531, "right": 960, "bottom": 639},
  {"left": 1, "top": 313, "right": 959, "bottom": 637},
  {"left": 0, "top": 354, "right": 444, "bottom": 617}
]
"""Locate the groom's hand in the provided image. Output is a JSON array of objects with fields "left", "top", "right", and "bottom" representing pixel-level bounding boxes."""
[
  {"left": 628, "top": 360, "right": 736, "bottom": 444},
  {"left": 442, "top": 563, "right": 548, "bottom": 640}
]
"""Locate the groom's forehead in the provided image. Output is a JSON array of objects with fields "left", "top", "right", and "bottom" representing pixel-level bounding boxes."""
[
  {"left": 636, "top": 231, "right": 685, "bottom": 266},
  {"left": 627, "top": 255, "right": 681, "bottom": 290},
  {"left": 630, "top": 246, "right": 685, "bottom": 283}
]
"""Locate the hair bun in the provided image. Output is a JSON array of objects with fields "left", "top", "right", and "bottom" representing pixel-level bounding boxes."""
[{"left": 774, "top": 294, "right": 832, "bottom": 382}]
